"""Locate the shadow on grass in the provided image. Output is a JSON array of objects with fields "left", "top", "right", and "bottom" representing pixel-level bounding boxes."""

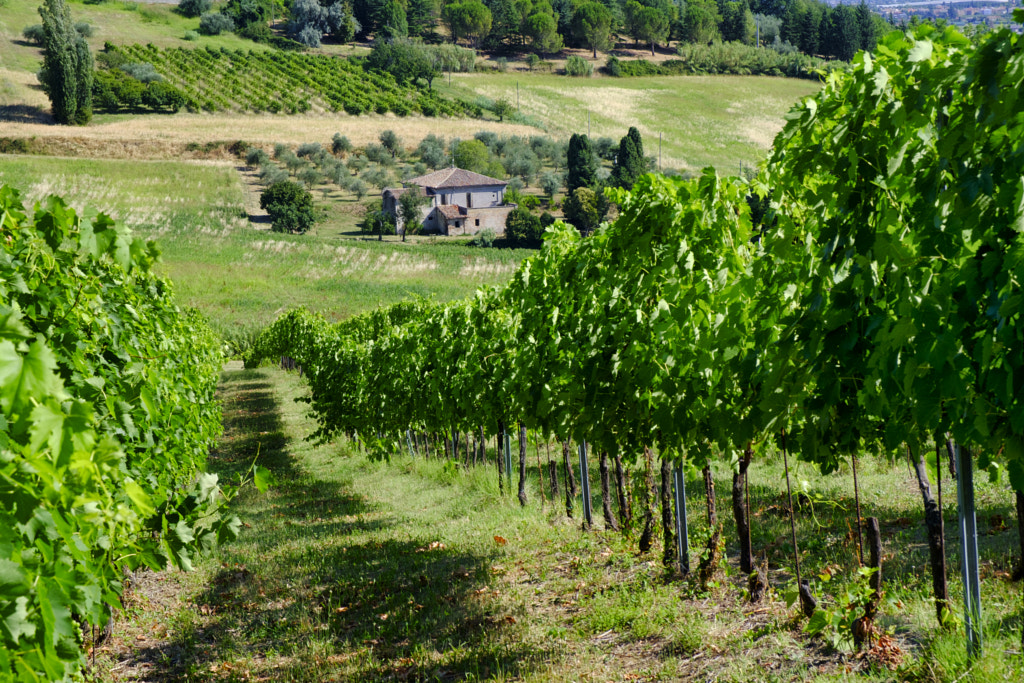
[
  {"left": 0, "top": 104, "right": 51, "bottom": 124},
  {"left": 126, "top": 368, "right": 552, "bottom": 681}
]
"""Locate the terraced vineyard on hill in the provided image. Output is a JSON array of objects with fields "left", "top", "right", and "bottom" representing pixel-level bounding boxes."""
[{"left": 107, "top": 44, "right": 470, "bottom": 117}]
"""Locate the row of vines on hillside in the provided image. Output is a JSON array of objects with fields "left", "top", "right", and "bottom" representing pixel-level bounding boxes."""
[
  {"left": 247, "top": 19, "right": 1024, "bottom": 649},
  {"left": 104, "top": 43, "right": 472, "bottom": 116},
  {"left": 0, "top": 187, "right": 257, "bottom": 681}
]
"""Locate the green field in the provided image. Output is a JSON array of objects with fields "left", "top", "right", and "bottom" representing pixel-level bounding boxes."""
[
  {"left": 0, "top": 155, "right": 528, "bottom": 335},
  {"left": 438, "top": 71, "right": 820, "bottom": 172}
]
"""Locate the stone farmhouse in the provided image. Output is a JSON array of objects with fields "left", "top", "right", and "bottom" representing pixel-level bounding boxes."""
[{"left": 382, "top": 168, "right": 515, "bottom": 236}]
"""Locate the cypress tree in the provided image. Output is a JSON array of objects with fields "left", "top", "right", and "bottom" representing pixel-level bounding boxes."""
[
  {"left": 39, "top": 0, "right": 92, "bottom": 125},
  {"left": 856, "top": 1, "right": 876, "bottom": 53},
  {"left": 566, "top": 133, "right": 598, "bottom": 193},
  {"left": 612, "top": 126, "right": 645, "bottom": 189}
]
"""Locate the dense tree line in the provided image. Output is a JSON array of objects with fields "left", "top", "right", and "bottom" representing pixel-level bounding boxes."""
[
  {"left": 179, "top": 0, "right": 888, "bottom": 63},
  {"left": 342, "top": 0, "right": 888, "bottom": 62}
]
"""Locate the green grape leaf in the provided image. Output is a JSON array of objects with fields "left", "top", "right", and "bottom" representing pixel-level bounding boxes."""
[
  {"left": 254, "top": 465, "right": 275, "bottom": 494},
  {"left": 124, "top": 480, "right": 156, "bottom": 518}
]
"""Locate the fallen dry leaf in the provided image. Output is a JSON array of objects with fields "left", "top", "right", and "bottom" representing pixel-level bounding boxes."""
[{"left": 494, "top": 536, "right": 507, "bottom": 546}]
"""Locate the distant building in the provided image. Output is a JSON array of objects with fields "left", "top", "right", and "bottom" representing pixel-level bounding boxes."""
[{"left": 382, "top": 168, "right": 515, "bottom": 236}]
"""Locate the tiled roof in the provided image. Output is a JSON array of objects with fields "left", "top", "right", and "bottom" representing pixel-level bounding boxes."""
[
  {"left": 382, "top": 186, "right": 425, "bottom": 198},
  {"left": 436, "top": 205, "right": 468, "bottom": 220},
  {"left": 407, "top": 167, "right": 507, "bottom": 190}
]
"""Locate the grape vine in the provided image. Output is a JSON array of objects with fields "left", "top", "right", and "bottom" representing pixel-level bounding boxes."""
[{"left": 0, "top": 187, "right": 244, "bottom": 680}]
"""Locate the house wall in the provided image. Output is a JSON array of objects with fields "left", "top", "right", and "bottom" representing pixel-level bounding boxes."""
[
  {"left": 433, "top": 185, "right": 505, "bottom": 209},
  {"left": 447, "top": 206, "right": 516, "bottom": 236}
]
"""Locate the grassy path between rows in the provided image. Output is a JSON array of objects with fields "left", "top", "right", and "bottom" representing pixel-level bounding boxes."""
[{"left": 94, "top": 365, "right": 1024, "bottom": 682}]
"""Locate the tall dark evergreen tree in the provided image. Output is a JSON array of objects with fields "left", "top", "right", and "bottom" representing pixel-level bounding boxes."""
[
  {"left": 721, "top": 0, "right": 755, "bottom": 44},
  {"left": 377, "top": 0, "right": 409, "bottom": 38},
  {"left": 407, "top": 0, "right": 437, "bottom": 36},
  {"left": 856, "top": 1, "right": 876, "bottom": 53},
  {"left": 566, "top": 133, "right": 598, "bottom": 193},
  {"left": 38, "top": 0, "right": 92, "bottom": 125},
  {"left": 612, "top": 126, "right": 645, "bottom": 189},
  {"left": 819, "top": 4, "right": 860, "bottom": 61}
]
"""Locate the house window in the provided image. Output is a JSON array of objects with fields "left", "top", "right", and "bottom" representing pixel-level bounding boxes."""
[
  {"left": 475, "top": 219, "right": 480, "bottom": 227},
  {"left": 467, "top": 193, "right": 473, "bottom": 208}
]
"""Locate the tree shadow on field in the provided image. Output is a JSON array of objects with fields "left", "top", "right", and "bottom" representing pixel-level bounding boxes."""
[
  {"left": 121, "top": 368, "right": 551, "bottom": 681},
  {"left": 0, "top": 104, "right": 51, "bottom": 124}
]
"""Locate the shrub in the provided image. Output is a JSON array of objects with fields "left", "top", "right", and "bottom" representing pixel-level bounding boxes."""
[
  {"left": 417, "top": 134, "right": 447, "bottom": 169},
  {"left": 495, "top": 56, "right": 507, "bottom": 72},
  {"left": 526, "top": 53, "right": 540, "bottom": 71},
  {"left": 346, "top": 177, "right": 368, "bottom": 199},
  {"left": 331, "top": 133, "right": 352, "bottom": 155},
  {"left": 74, "top": 21, "right": 93, "bottom": 38},
  {"left": 245, "top": 147, "right": 268, "bottom": 167},
  {"left": 540, "top": 171, "right": 561, "bottom": 199},
  {"left": 259, "top": 163, "right": 289, "bottom": 185},
  {"left": 504, "top": 206, "right": 543, "bottom": 247},
  {"left": 471, "top": 227, "right": 496, "bottom": 247},
  {"left": 183, "top": 30, "right": 200, "bottom": 41},
  {"left": 360, "top": 200, "right": 397, "bottom": 235},
  {"left": 120, "top": 62, "right": 163, "bottom": 83},
  {"left": 379, "top": 130, "right": 401, "bottom": 158},
  {"left": 604, "top": 55, "right": 622, "bottom": 76},
  {"left": 141, "top": 81, "right": 186, "bottom": 110},
  {"left": 364, "top": 143, "right": 393, "bottom": 165},
  {"left": 360, "top": 164, "right": 392, "bottom": 190},
  {"left": 237, "top": 21, "right": 272, "bottom": 43},
  {"left": 565, "top": 55, "right": 593, "bottom": 77},
  {"left": 199, "top": 12, "right": 234, "bottom": 36},
  {"left": 593, "top": 136, "right": 616, "bottom": 161},
  {"left": 260, "top": 181, "right": 316, "bottom": 233},
  {"left": 298, "top": 166, "right": 321, "bottom": 188},
  {"left": 91, "top": 69, "right": 142, "bottom": 110},
  {"left": 346, "top": 154, "right": 369, "bottom": 173},
  {"left": 177, "top": 0, "right": 212, "bottom": 18},
  {"left": 296, "top": 25, "right": 322, "bottom": 48},
  {"left": 506, "top": 188, "right": 539, "bottom": 210},
  {"left": 22, "top": 25, "right": 45, "bottom": 45},
  {"left": 296, "top": 142, "right": 323, "bottom": 158}
]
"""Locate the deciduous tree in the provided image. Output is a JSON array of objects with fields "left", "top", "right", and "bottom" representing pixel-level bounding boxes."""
[
  {"left": 562, "top": 186, "right": 600, "bottom": 235},
  {"left": 261, "top": 181, "right": 316, "bottom": 233}
]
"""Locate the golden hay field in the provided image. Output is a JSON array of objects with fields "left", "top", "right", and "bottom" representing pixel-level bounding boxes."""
[{"left": 0, "top": 112, "right": 540, "bottom": 159}]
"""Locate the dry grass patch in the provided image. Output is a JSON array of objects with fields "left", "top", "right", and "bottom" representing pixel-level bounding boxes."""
[{"left": 0, "top": 112, "right": 538, "bottom": 159}]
